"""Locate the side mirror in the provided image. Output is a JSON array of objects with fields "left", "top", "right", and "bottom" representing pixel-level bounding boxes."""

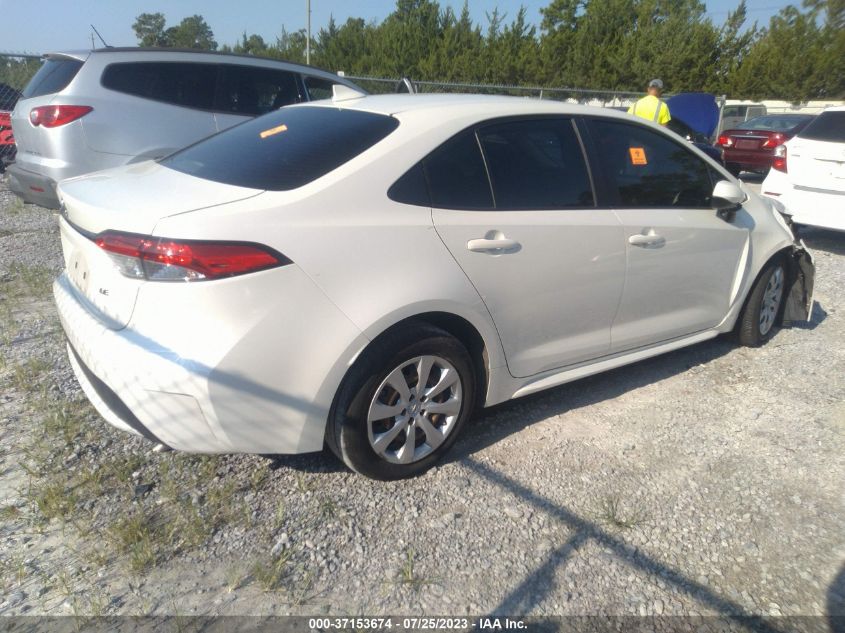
[{"left": 712, "top": 179, "right": 746, "bottom": 221}]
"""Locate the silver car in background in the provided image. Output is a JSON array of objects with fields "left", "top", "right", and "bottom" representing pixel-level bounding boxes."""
[{"left": 8, "top": 48, "right": 364, "bottom": 209}]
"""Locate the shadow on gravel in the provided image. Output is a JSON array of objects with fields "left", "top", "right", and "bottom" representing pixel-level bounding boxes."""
[
  {"left": 801, "top": 227, "right": 845, "bottom": 257},
  {"left": 451, "top": 337, "right": 736, "bottom": 461},
  {"left": 465, "top": 457, "right": 787, "bottom": 633},
  {"left": 788, "top": 301, "right": 828, "bottom": 331},
  {"left": 829, "top": 563, "right": 845, "bottom": 633}
]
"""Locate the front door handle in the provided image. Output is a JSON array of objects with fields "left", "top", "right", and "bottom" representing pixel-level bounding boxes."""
[
  {"left": 467, "top": 237, "right": 520, "bottom": 252},
  {"left": 628, "top": 233, "right": 666, "bottom": 248}
]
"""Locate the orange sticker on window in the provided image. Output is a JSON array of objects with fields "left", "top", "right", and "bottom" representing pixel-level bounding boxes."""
[
  {"left": 260, "top": 124, "right": 288, "bottom": 139},
  {"left": 629, "top": 147, "right": 647, "bottom": 165}
]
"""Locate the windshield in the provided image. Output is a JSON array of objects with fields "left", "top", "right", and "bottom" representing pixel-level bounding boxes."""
[{"left": 163, "top": 106, "right": 399, "bottom": 191}]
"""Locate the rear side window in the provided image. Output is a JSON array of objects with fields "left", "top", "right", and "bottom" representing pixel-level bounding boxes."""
[
  {"left": 799, "top": 111, "right": 845, "bottom": 142},
  {"left": 216, "top": 66, "right": 302, "bottom": 115},
  {"left": 424, "top": 130, "right": 493, "bottom": 209},
  {"left": 162, "top": 106, "right": 399, "bottom": 191},
  {"left": 102, "top": 62, "right": 217, "bottom": 110},
  {"left": 304, "top": 76, "right": 336, "bottom": 101},
  {"left": 587, "top": 118, "right": 714, "bottom": 208},
  {"left": 477, "top": 119, "right": 593, "bottom": 209},
  {"left": 22, "top": 58, "right": 83, "bottom": 99}
]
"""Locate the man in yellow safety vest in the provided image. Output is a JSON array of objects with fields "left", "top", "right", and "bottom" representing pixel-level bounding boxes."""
[{"left": 628, "top": 79, "right": 671, "bottom": 126}]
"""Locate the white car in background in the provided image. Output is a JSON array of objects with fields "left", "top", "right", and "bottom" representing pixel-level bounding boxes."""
[
  {"left": 54, "top": 93, "right": 815, "bottom": 480},
  {"left": 761, "top": 106, "right": 845, "bottom": 232}
]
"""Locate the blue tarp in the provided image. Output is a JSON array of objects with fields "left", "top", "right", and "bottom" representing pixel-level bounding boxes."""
[{"left": 666, "top": 93, "right": 720, "bottom": 138}]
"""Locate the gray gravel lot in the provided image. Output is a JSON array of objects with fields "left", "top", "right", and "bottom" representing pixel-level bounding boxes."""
[{"left": 0, "top": 173, "right": 843, "bottom": 629}]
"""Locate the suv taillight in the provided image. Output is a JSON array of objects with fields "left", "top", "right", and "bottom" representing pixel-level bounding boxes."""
[
  {"left": 30, "top": 105, "right": 93, "bottom": 128},
  {"left": 94, "top": 231, "right": 290, "bottom": 282},
  {"left": 772, "top": 144, "right": 787, "bottom": 173}
]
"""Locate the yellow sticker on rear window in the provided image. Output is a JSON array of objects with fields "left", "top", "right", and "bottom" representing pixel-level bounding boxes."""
[
  {"left": 629, "top": 147, "right": 647, "bottom": 165},
  {"left": 260, "top": 124, "right": 288, "bottom": 139}
]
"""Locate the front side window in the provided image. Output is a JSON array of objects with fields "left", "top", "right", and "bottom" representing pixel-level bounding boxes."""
[
  {"left": 162, "top": 106, "right": 399, "bottom": 191},
  {"left": 102, "top": 62, "right": 217, "bottom": 110},
  {"left": 799, "top": 111, "right": 845, "bottom": 142},
  {"left": 587, "top": 118, "right": 714, "bottom": 208},
  {"left": 477, "top": 119, "right": 593, "bottom": 209},
  {"left": 215, "top": 66, "right": 302, "bottom": 115}
]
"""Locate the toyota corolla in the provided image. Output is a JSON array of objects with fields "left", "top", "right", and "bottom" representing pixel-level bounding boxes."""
[{"left": 54, "top": 93, "right": 815, "bottom": 479}]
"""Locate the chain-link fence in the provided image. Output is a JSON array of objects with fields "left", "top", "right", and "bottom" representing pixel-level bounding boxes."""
[
  {"left": 342, "top": 74, "right": 645, "bottom": 108},
  {"left": 1, "top": 53, "right": 42, "bottom": 169}
]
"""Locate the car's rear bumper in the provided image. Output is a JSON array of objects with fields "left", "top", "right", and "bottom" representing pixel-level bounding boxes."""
[
  {"left": 54, "top": 263, "right": 368, "bottom": 454},
  {"left": 723, "top": 149, "right": 773, "bottom": 171},
  {"left": 764, "top": 186, "right": 845, "bottom": 233},
  {"left": 7, "top": 162, "right": 60, "bottom": 208}
]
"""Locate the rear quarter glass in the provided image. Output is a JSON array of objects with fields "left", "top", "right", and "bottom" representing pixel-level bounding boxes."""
[
  {"left": 162, "top": 106, "right": 399, "bottom": 191},
  {"left": 21, "top": 59, "right": 83, "bottom": 99},
  {"left": 798, "top": 111, "right": 845, "bottom": 142}
]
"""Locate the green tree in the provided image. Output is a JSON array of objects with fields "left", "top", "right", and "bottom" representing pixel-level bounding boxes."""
[
  {"left": 165, "top": 15, "right": 218, "bottom": 50},
  {"left": 132, "top": 13, "right": 217, "bottom": 50},
  {"left": 132, "top": 12, "right": 168, "bottom": 47}
]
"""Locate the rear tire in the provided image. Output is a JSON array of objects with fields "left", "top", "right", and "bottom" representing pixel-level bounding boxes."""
[
  {"left": 737, "top": 259, "right": 786, "bottom": 347},
  {"left": 327, "top": 323, "right": 475, "bottom": 480}
]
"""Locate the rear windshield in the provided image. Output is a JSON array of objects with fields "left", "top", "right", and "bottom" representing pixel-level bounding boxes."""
[
  {"left": 798, "top": 111, "right": 845, "bottom": 142},
  {"left": 162, "top": 106, "right": 399, "bottom": 191},
  {"left": 736, "top": 115, "right": 813, "bottom": 131},
  {"left": 22, "top": 58, "right": 83, "bottom": 99}
]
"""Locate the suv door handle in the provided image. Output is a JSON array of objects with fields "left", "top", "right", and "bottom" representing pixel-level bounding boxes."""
[
  {"left": 628, "top": 233, "right": 666, "bottom": 248},
  {"left": 467, "top": 237, "right": 521, "bottom": 253}
]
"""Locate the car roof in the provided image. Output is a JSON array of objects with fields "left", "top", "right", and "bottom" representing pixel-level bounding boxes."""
[
  {"left": 42, "top": 48, "right": 344, "bottom": 78},
  {"left": 307, "top": 92, "right": 632, "bottom": 121}
]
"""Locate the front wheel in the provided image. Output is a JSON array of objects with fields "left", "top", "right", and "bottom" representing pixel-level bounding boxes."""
[
  {"left": 327, "top": 324, "right": 475, "bottom": 480},
  {"left": 737, "top": 260, "right": 786, "bottom": 346}
]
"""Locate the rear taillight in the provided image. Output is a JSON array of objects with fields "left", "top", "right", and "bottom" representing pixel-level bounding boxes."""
[
  {"left": 772, "top": 144, "right": 787, "bottom": 173},
  {"left": 94, "top": 231, "right": 290, "bottom": 282},
  {"left": 29, "top": 105, "right": 93, "bottom": 128},
  {"left": 761, "top": 133, "right": 785, "bottom": 149},
  {"left": 717, "top": 134, "right": 732, "bottom": 147}
]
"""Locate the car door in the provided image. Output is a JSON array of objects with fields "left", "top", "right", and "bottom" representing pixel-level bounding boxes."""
[
  {"left": 429, "top": 118, "right": 626, "bottom": 378},
  {"left": 583, "top": 117, "right": 750, "bottom": 352}
]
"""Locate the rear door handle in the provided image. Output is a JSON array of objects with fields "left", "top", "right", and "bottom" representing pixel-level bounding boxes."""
[
  {"left": 467, "top": 237, "right": 521, "bottom": 253},
  {"left": 628, "top": 234, "right": 666, "bottom": 248}
]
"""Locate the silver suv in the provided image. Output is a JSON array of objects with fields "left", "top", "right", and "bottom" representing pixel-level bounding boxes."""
[{"left": 8, "top": 48, "right": 364, "bottom": 209}]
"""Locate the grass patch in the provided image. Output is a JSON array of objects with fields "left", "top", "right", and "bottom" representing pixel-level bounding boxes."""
[
  {"left": 596, "top": 495, "right": 647, "bottom": 530},
  {"left": 10, "top": 357, "right": 52, "bottom": 393},
  {"left": 34, "top": 479, "right": 78, "bottom": 522},
  {"left": 0, "top": 504, "right": 20, "bottom": 521},
  {"left": 251, "top": 548, "right": 294, "bottom": 592},
  {"left": 108, "top": 512, "right": 159, "bottom": 573},
  {"left": 2, "top": 262, "right": 55, "bottom": 300},
  {"left": 395, "top": 548, "right": 429, "bottom": 589}
]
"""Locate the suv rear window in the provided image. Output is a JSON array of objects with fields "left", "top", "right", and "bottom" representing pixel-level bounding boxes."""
[
  {"left": 162, "top": 106, "right": 399, "bottom": 191},
  {"left": 798, "top": 111, "right": 845, "bottom": 142},
  {"left": 22, "top": 58, "right": 83, "bottom": 99}
]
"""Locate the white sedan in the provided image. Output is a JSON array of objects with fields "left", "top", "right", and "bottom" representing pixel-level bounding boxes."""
[
  {"left": 54, "top": 93, "right": 815, "bottom": 479},
  {"left": 761, "top": 106, "right": 845, "bottom": 232}
]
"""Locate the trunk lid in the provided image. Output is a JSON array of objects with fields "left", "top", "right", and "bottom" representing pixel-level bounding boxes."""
[{"left": 58, "top": 161, "right": 263, "bottom": 329}]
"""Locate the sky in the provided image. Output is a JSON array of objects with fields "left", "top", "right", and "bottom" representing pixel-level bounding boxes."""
[{"left": 1, "top": 0, "right": 795, "bottom": 56}]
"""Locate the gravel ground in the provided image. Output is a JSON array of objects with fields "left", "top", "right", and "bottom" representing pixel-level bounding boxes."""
[{"left": 0, "top": 173, "right": 843, "bottom": 628}]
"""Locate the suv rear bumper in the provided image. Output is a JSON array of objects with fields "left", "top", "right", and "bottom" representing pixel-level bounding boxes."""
[{"left": 7, "top": 162, "right": 60, "bottom": 208}]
